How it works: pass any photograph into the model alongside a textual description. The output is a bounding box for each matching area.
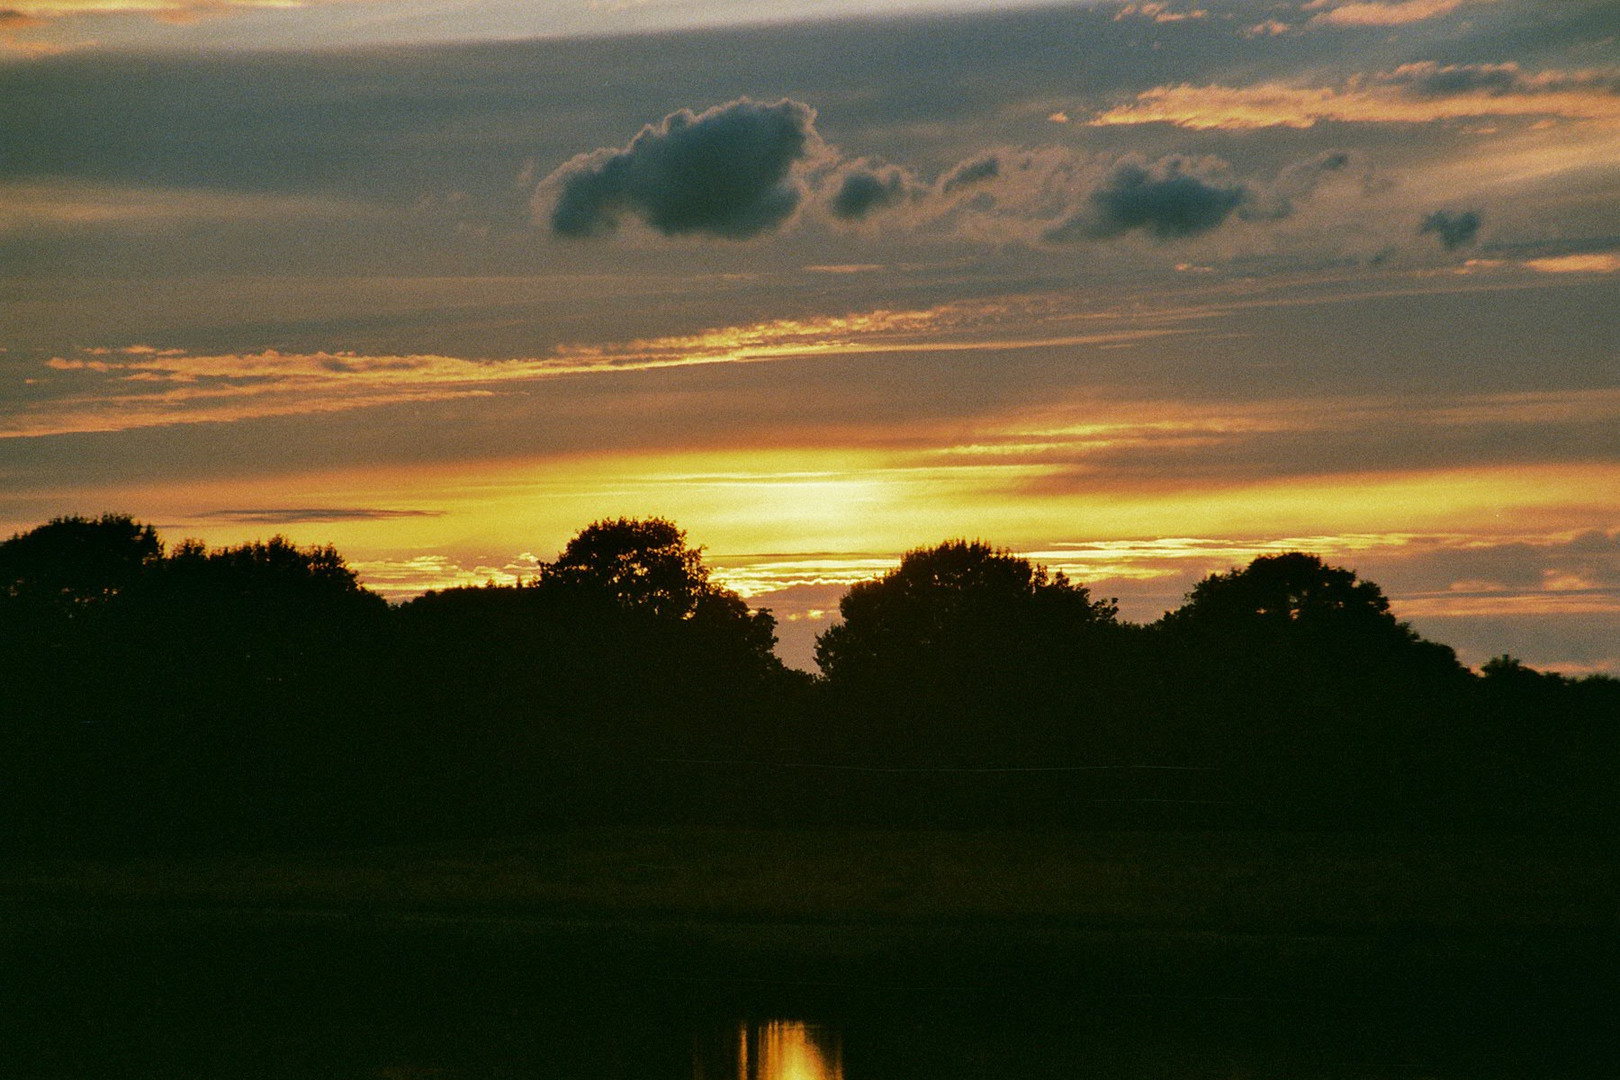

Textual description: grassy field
[1,828,1613,931]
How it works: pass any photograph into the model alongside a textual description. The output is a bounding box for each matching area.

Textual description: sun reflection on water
[697,1020,843,1080]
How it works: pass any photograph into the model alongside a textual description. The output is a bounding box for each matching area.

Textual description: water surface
[2,912,1610,1079]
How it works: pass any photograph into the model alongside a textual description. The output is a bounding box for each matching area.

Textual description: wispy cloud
[8,303,1190,437]
[0,182,380,232]
[930,387,1620,470]
[1225,0,1502,36]
[195,507,445,525]
[709,553,905,599]
[1453,253,1620,275]
[1090,64,1620,129]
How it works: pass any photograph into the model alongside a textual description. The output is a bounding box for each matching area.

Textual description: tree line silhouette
[2,513,1614,850]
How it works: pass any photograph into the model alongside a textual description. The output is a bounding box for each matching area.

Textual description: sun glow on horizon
[16,445,1611,663]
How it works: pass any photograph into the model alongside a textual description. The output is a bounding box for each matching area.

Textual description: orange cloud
[1245,19,1291,37]
[0,0,337,51]
[1113,2,1207,22]
[1523,253,1620,274]
[10,0,305,14]
[1304,0,1491,27]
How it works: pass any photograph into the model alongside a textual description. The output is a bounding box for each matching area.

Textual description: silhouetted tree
[537,517,780,684]
[127,534,387,699]
[815,541,1121,769]
[0,516,166,844]
[1480,653,1563,693]
[0,513,161,621]
[542,517,714,617]
[2,524,397,850]
[393,518,791,829]
[1155,553,1471,825]
[1,515,167,779]
[1161,552,1467,685]
[1471,655,1620,830]
[3,510,1609,846]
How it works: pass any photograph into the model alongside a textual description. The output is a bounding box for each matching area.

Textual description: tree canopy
[815,540,1117,682]
[813,541,1124,765]
[1157,551,1464,678]
[541,517,715,618]
[1163,552,1401,638]
[0,513,161,618]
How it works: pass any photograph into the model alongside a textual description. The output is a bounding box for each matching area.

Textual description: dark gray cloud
[940,155,1000,193]
[1375,61,1620,98]
[830,163,912,220]
[197,508,445,525]
[1419,209,1482,250]
[1048,156,1249,242]
[1386,62,1524,96]
[543,98,820,240]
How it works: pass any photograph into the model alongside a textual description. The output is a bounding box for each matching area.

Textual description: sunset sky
[3,0,1616,670]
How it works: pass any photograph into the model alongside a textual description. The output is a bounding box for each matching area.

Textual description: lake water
[2,913,1611,1079]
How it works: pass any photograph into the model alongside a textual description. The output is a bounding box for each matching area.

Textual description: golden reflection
[695,1021,842,1080]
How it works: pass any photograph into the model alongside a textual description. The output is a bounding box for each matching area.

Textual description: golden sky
[2,0,1616,670]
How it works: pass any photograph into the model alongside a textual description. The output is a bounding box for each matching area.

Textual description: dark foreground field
[2,829,1615,1079]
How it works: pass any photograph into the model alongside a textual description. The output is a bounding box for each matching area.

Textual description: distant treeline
[1,513,1614,850]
